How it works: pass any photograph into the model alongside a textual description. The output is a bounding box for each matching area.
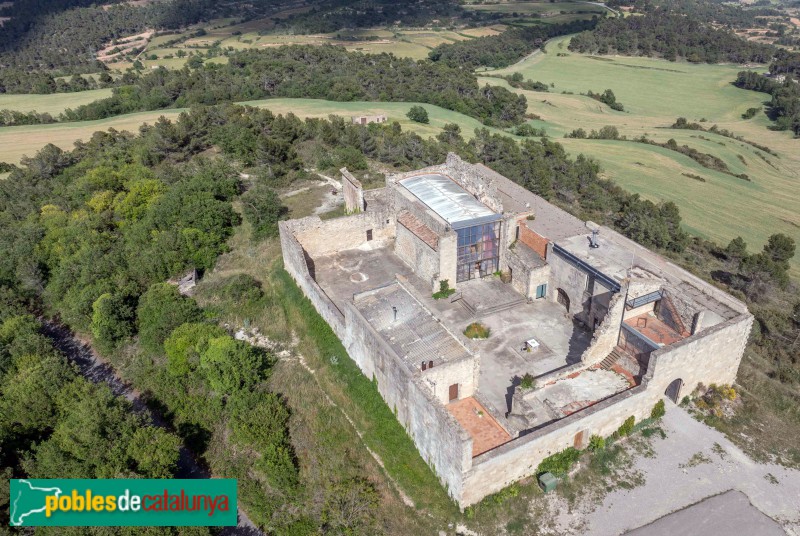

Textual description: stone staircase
[598,347,627,371]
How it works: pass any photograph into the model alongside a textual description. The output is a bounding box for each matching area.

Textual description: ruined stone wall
[343,300,473,500]
[341,168,365,213]
[519,223,548,259]
[648,313,753,396]
[390,184,450,235]
[506,249,533,297]
[395,223,439,289]
[279,221,346,338]
[462,385,654,506]
[462,308,753,506]
[291,210,393,258]
[442,153,504,213]
[579,290,626,365]
[547,249,589,322]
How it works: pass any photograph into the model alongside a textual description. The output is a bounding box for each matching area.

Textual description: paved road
[549,403,800,535]
[42,321,264,535]
[625,490,786,536]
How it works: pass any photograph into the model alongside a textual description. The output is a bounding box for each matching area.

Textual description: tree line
[734,71,800,136]
[568,11,776,63]
[428,18,598,69]
[48,45,528,127]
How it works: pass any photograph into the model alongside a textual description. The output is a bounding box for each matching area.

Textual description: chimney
[590,229,600,249]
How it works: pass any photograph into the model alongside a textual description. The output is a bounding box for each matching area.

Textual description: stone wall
[291,210,393,258]
[390,184,450,236]
[579,290,626,365]
[341,167,365,213]
[463,384,653,505]
[395,223,440,290]
[439,232,458,290]
[421,353,480,405]
[279,221,346,338]
[547,248,589,320]
[343,299,473,500]
[647,312,753,396]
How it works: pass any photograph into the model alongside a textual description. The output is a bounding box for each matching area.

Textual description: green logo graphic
[9,479,237,527]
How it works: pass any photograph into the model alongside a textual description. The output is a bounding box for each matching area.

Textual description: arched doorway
[665,378,683,403]
[556,288,570,312]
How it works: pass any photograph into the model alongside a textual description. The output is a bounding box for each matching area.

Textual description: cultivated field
[464,1,608,15]
[486,35,800,272]
[0,98,508,165]
[0,89,114,115]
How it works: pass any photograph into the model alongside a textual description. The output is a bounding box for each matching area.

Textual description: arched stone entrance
[665,378,683,403]
[556,288,570,312]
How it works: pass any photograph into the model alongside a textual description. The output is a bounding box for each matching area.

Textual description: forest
[428,19,597,69]
[568,11,776,63]
[734,70,800,135]
[50,45,528,127]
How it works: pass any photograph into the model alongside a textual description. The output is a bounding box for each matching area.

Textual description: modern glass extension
[456,221,501,282]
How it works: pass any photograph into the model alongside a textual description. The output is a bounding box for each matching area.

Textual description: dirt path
[548,403,800,535]
[41,321,264,535]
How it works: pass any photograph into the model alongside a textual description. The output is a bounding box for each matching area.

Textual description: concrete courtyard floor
[546,404,800,536]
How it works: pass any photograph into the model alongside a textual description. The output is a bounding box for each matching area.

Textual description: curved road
[41,321,264,536]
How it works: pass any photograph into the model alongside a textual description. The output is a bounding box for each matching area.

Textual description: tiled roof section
[398,210,439,250]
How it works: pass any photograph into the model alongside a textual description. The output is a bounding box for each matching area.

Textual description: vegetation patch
[464,322,491,339]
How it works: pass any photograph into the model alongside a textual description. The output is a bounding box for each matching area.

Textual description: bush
[406,105,429,124]
[588,435,605,452]
[537,447,581,477]
[519,372,536,390]
[651,399,666,420]
[464,322,490,339]
[616,416,635,437]
[432,279,455,299]
[136,283,202,354]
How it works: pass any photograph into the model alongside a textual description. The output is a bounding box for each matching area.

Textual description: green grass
[487,34,800,274]
[0,98,509,166]
[0,88,113,114]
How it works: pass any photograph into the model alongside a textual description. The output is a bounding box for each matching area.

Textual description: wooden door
[448,383,459,401]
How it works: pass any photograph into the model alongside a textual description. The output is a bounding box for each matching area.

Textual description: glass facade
[456,221,501,283]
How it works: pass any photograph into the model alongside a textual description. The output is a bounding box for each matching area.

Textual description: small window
[366,229,373,241]
[515,225,520,241]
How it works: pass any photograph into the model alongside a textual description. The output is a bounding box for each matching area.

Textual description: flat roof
[354,282,472,369]
[399,173,499,228]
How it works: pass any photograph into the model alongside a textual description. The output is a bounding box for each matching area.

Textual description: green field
[0,89,113,114]
[485,35,800,273]
[0,98,508,165]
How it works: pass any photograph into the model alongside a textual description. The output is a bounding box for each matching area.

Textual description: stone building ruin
[279,153,753,507]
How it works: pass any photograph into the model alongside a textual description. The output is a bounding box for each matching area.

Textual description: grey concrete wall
[343,300,473,500]
[279,221,346,338]
[395,223,439,288]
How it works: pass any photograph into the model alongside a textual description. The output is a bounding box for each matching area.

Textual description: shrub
[588,435,605,452]
[616,416,635,437]
[464,322,490,339]
[519,373,536,390]
[651,399,666,420]
[537,447,581,477]
[432,279,455,299]
[406,105,429,124]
